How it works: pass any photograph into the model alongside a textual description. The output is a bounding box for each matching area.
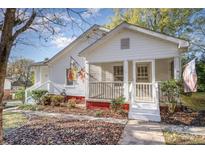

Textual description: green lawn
[163,131,205,145]
[181,92,205,111]
[3,112,28,134]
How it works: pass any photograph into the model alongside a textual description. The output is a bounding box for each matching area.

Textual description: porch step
[129,102,161,122]
[129,112,161,122]
[131,102,158,110]
[130,108,159,115]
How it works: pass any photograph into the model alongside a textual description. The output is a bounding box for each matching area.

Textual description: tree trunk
[0,8,16,144]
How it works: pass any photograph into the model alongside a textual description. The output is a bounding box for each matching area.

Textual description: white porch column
[85,61,89,99]
[174,56,180,80]
[151,59,156,83]
[132,60,136,102]
[151,60,156,101]
[123,60,129,101]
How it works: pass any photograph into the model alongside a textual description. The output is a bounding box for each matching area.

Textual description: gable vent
[121,38,130,49]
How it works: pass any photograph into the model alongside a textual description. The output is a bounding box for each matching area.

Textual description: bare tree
[0,8,90,144]
[7,57,34,90]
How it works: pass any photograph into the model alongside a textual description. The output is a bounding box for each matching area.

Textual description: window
[121,38,130,49]
[137,65,149,82]
[113,66,123,81]
[66,69,74,86]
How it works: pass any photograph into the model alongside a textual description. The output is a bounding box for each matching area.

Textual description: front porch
[86,57,180,103]
[85,57,180,122]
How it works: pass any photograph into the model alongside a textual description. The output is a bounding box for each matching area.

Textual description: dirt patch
[26,105,128,119]
[160,106,205,126]
[4,116,124,145]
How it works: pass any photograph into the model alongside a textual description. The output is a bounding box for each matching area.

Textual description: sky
[10,8,114,62]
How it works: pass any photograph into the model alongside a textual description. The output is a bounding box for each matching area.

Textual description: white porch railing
[88,81,159,103]
[25,80,63,103]
[135,83,155,102]
[89,81,124,100]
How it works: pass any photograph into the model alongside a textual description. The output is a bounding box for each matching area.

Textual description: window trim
[113,65,124,82]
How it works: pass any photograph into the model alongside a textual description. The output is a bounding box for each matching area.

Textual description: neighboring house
[3,78,12,100]
[26,22,189,121]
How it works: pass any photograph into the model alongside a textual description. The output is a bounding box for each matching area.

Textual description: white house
[26,22,189,122]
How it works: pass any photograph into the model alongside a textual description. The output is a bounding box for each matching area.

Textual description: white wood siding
[40,66,49,83]
[47,30,104,96]
[86,29,179,63]
[155,58,173,81]
[34,66,40,84]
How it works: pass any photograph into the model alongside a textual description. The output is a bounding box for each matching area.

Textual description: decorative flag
[67,56,89,82]
[183,59,197,93]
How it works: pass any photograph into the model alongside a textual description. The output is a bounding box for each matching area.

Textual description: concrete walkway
[119,120,165,145]
[7,109,128,125]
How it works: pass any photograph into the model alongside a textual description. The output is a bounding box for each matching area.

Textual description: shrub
[40,94,52,105]
[161,80,180,113]
[67,98,77,108]
[51,95,64,107]
[31,90,48,103]
[111,96,126,112]
[15,88,25,101]
[95,110,104,117]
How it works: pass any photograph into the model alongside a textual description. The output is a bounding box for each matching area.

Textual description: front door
[135,62,154,102]
[136,62,151,83]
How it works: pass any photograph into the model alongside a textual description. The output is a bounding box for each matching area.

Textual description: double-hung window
[113,66,123,81]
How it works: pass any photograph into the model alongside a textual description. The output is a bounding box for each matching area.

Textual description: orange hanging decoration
[70,66,78,81]
[79,68,86,81]
[67,68,73,81]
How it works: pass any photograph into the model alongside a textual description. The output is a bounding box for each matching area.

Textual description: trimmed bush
[67,98,77,108]
[41,94,52,105]
[111,96,126,112]
[31,90,48,103]
[160,80,180,113]
[51,95,64,106]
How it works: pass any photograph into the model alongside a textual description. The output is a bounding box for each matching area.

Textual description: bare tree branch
[12,9,36,41]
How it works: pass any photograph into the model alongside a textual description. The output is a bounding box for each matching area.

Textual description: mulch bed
[4,116,124,145]
[36,105,128,119]
[160,106,205,126]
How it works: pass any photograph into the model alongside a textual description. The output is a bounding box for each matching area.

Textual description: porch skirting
[86,99,129,111]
